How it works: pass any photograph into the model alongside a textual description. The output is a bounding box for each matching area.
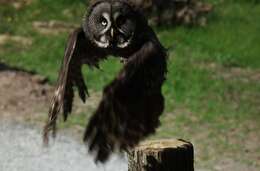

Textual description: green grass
[1,0,259,120]
[0,0,260,169]
[1,0,259,115]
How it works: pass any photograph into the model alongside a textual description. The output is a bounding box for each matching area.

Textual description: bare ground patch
[0,63,101,122]
[196,61,260,83]
[32,20,77,35]
[0,0,33,9]
[0,34,32,46]
[0,63,53,121]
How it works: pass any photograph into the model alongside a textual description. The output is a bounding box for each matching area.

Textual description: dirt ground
[0,63,53,121]
[0,62,101,137]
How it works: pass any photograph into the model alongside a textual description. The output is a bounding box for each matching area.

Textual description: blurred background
[0,0,259,170]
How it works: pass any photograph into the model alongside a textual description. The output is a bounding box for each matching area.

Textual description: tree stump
[128,139,194,171]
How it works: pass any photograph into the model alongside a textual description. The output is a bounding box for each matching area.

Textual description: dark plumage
[43,0,167,163]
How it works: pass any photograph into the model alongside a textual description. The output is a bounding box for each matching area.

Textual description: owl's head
[84,0,142,49]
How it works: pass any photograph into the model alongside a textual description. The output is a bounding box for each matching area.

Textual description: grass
[0,0,259,169]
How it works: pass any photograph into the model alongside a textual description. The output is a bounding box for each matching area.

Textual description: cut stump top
[128,139,194,171]
[136,139,191,151]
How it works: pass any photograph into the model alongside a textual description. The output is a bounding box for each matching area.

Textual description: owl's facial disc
[93,12,111,48]
[87,1,136,49]
[113,11,136,49]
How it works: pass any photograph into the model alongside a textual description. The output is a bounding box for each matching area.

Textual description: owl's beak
[110,28,114,38]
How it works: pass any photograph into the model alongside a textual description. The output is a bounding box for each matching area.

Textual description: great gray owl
[43,0,167,163]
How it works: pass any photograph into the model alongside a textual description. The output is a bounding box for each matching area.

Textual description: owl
[43,0,167,163]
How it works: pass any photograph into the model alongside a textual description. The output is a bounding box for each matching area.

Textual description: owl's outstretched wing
[43,28,101,144]
[84,33,167,162]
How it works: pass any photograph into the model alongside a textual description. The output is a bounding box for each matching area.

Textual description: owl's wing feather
[43,28,97,144]
[84,33,167,163]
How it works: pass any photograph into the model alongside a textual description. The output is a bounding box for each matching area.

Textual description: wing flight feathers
[43,28,90,144]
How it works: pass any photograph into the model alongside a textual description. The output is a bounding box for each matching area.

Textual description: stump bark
[128,139,194,171]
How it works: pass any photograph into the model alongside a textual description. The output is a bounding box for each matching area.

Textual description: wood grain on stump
[128,139,194,171]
